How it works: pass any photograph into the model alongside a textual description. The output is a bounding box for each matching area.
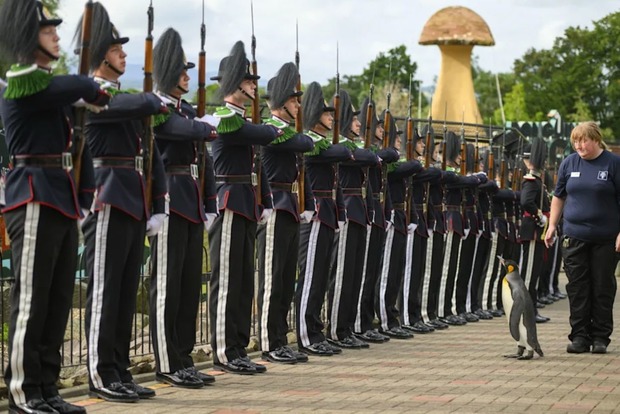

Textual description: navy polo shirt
[555,150,620,243]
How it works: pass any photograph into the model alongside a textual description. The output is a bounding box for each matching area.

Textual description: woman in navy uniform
[149,28,217,388]
[208,41,280,375]
[257,62,313,364]
[353,99,398,343]
[295,82,352,356]
[0,1,109,412]
[76,3,168,403]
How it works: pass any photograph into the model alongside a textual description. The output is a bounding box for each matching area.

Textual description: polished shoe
[9,398,59,414]
[156,370,204,389]
[535,301,546,309]
[554,291,567,299]
[402,321,432,334]
[240,356,267,373]
[535,314,550,323]
[327,336,361,349]
[262,346,298,364]
[461,312,479,322]
[299,341,334,356]
[282,346,309,362]
[347,334,370,348]
[474,309,493,320]
[428,319,449,330]
[591,339,608,354]
[490,309,504,317]
[354,330,386,343]
[441,315,465,326]
[122,381,156,399]
[213,357,257,375]
[324,340,343,354]
[539,296,554,305]
[545,294,558,302]
[567,337,591,354]
[184,366,216,384]
[420,321,435,332]
[381,326,413,339]
[44,395,85,414]
[89,382,139,403]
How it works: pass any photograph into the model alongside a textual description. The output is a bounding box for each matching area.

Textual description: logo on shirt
[597,171,608,181]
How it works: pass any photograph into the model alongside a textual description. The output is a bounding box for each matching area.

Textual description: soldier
[375,117,422,339]
[149,28,218,388]
[296,82,352,356]
[257,62,313,364]
[519,138,551,323]
[76,2,168,402]
[354,98,398,343]
[208,41,280,374]
[0,1,109,412]
[327,90,379,349]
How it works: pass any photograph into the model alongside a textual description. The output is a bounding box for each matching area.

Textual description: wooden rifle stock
[405,117,414,226]
[500,159,506,188]
[460,141,467,175]
[296,71,304,212]
[73,0,94,189]
[143,2,155,211]
[332,95,340,145]
[488,151,495,184]
[364,101,373,149]
[197,16,207,200]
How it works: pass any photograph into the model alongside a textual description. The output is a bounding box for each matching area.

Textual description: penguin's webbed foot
[503,346,525,358]
[517,350,534,360]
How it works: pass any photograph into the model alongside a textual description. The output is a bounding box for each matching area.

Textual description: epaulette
[305,137,330,156]
[4,64,52,99]
[264,118,296,144]
[387,159,405,174]
[153,109,173,127]
[446,166,459,174]
[339,137,357,152]
[524,173,536,181]
[214,106,244,134]
[213,106,236,119]
[263,117,287,129]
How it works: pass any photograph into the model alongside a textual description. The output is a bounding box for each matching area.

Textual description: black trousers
[149,213,203,374]
[401,232,427,325]
[327,221,367,340]
[455,232,477,315]
[296,220,335,347]
[439,231,461,317]
[354,224,384,333]
[519,240,545,308]
[257,211,299,351]
[376,228,407,330]
[562,236,618,345]
[549,235,563,294]
[208,210,256,363]
[4,204,77,404]
[424,231,445,321]
[470,235,490,312]
[84,205,145,388]
[480,232,503,311]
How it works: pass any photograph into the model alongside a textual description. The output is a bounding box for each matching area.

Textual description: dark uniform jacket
[444,169,484,237]
[0,73,102,218]
[478,179,498,239]
[387,159,423,234]
[410,166,442,237]
[337,138,379,226]
[154,93,217,223]
[519,172,550,241]
[261,116,314,221]
[212,102,279,221]
[427,170,455,234]
[86,79,168,220]
[304,130,352,229]
[491,188,513,239]
[366,146,399,229]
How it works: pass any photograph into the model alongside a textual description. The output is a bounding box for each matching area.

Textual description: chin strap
[238,86,254,100]
[104,59,124,76]
[37,45,59,61]
[320,121,332,131]
[176,84,189,94]
[283,106,295,123]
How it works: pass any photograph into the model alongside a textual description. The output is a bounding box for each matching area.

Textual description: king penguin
[499,257,544,360]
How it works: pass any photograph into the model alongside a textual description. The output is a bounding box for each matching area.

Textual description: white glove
[158,94,173,105]
[538,213,548,228]
[300,210,315,223]
[336,220,345,233]
[146,213,167,236]
[385,220,393,231]
[407,223,417,235]
[204,213,218,232]
[78,208,90,228]
[72,98,108,113]
[259,208,273,224]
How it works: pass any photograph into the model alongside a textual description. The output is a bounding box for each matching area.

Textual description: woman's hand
[615,232,620,252]
[544,224,557,248]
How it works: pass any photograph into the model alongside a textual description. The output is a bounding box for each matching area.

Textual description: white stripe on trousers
[354,225,373,333]
[154,215,171,372]
[88,204,111,389]
[298,220,321,347]
[401,232,415,326]
[523,240,536,289]
[9,203,40,405]
[450,232,466,316]
[465,232,481,312]
[378,227,395,330]
[215,210,234,363]
[259,212,277,350]
[420,231,434,323]
[481,232,499,311]
[330,221,349,340]
[438,232,453,318]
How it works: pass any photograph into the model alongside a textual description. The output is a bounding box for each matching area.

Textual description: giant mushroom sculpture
[419,6,494,128]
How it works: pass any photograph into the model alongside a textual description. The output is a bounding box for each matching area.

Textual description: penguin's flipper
[503,346,525,358]
[509,300,525,341]
[517,350,534,360]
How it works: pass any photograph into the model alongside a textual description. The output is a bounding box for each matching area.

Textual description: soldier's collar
[36,65,53,74]
[270,115,290,128]
[156,91,181,109]
[93,76,121,90]
[529,170,542,178]
[222,101,245,117]
[307,130,326,141]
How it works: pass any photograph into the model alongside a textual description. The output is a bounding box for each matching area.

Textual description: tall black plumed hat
[264,62,301,109]
[211,41,259,98]
[153,28,194,94]
[74,2,128,72]
[302,81,334,129]
[0,0,61,64]
[444,131,461,163]
[465,143,475,173]
[529,137,547,171]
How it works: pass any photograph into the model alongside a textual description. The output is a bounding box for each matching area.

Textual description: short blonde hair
[570,121,608,150]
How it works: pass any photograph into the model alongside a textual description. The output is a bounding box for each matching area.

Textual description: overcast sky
[57,0,619,89]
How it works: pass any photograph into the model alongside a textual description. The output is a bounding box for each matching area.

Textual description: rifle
[72,0,94,189]
[332,44,340,146]
[460,108,466,175]
[363,71,375,149]
[250,1,262,205]
[442,102,447,171]
[143,0,155,210]
[198,0,207,196]
[424,98,432,168]
[405,73,414,226]
[381,61,393,210]
[500,123,507,188]
[488,147,495,183]
[474,129,479,173]
[295,21,305,213]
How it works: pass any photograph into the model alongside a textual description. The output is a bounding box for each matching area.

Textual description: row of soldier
[0,1,565,413]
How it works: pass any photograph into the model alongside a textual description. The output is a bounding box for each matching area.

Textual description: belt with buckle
[393,202,405,210]
[12,153,73,170]
[445,205,461,212]
[93,156,143,173]
[342,187,363,196]
[215,174,255,185]
[270,182,299,193]
[313,189,334,198]
[166,164,199,179]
